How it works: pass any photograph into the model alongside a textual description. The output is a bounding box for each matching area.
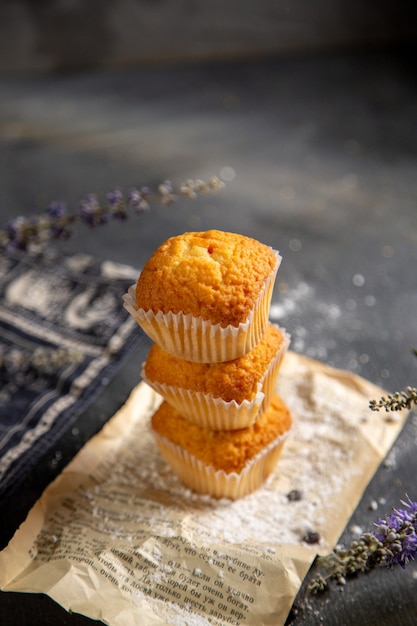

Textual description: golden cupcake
[142,323,290,430]
[123,230,280,362]
[150,394,292,499]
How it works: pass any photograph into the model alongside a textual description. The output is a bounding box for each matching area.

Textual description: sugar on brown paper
[0,351,410,626]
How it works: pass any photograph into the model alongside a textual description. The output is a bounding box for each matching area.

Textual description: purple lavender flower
[106,189,123,206]
[127,187,151,213]
[0,175,225,253]
[47,201,67,219]
[158,180,176,206]
[374,495,417,568]
[79,193,103,226]
[397,495,417,521]
[6,216,29,250]
[46,201,71,239]
[309,495,417,593]
[107,188,127,220]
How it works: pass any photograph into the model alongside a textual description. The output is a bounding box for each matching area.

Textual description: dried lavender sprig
[369,348,417,413]
[369,387,417,412]
[0,176,225,254]
[308,495,417,593]
[0,344,84,378]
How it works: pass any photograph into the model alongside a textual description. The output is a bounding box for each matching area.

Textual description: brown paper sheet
[0,352,409,625]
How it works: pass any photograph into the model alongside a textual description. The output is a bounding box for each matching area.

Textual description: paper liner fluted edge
[142,326,291,430]
[151,430,289,500]
[122,250,281,362]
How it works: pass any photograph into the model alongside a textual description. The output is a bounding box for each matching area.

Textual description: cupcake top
[136,230,279,327]
[151,394,292,474]
[144,322,286,404]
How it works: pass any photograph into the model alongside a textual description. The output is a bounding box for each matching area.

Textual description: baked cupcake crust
[151,394,292,474]
[136,230,278,327]
[144,322,286,404]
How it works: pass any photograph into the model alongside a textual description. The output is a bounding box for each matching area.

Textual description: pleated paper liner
[151,430,289,500]
[142,326,291,430]
[122,250,281,363]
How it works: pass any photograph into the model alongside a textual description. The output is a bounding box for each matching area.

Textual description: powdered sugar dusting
[83,351,392,556]
[270,283,382,383]
[4,353,408,626]
[270,283,342,361]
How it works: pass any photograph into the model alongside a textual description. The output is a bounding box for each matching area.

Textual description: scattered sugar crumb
[383,448,397,469]
[152,546,163,561]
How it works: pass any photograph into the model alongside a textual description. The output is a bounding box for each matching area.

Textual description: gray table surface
[1,46,417,625]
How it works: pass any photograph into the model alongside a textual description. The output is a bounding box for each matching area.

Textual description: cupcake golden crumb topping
[151,394,292,474]
[144,322,285,404]
[136,230,279,327]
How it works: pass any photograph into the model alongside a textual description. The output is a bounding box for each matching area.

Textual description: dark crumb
[303,530,321,545]
[287,489,303,502]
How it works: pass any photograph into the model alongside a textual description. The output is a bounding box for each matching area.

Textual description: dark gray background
[1,3,417,624]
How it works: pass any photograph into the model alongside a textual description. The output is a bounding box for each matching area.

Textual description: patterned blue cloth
[0,249,142,500]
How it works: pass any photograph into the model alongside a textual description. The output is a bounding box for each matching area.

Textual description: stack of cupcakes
[123,230,292,499]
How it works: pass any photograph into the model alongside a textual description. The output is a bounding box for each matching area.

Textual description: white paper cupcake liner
[152,430,288,500]
[122,250,281,362]
[141,326,290,430]
[143,373,263,430]
[258,326,291,417]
